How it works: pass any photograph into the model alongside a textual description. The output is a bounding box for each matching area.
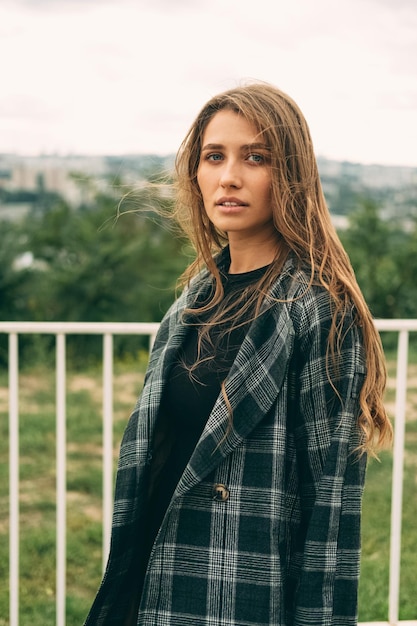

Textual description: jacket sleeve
[290,290,367,626]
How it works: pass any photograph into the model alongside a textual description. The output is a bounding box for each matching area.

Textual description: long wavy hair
[173,81,392,454]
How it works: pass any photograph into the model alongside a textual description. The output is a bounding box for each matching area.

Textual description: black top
[142,265,269,570]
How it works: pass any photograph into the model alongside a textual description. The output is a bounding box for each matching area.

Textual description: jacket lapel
[174,257,297,495]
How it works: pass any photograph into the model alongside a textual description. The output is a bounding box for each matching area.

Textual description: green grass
[0,355,416,625]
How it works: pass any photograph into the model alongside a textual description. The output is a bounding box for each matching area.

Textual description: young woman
[85,82,392,625]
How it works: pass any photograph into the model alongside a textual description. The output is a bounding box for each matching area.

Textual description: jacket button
[213,483,229,501]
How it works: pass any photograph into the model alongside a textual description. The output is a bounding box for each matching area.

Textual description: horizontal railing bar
[1,319,417,335]
[0,321,160,335]
[374,319,417,331]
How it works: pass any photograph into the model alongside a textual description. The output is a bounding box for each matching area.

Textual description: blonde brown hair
[173,81,392,454]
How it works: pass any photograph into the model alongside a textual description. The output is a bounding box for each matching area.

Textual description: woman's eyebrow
[201,142,271,152]
[243,142,271,151]
[201,143,224,152]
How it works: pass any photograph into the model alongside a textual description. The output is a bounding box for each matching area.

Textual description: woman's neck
[227,233,281,274]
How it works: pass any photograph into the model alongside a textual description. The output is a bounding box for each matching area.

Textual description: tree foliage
[340,199,416,319]
[0,187,191,364]
[1,190,416,365]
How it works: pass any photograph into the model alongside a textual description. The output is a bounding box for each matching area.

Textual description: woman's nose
[219,160,242,188]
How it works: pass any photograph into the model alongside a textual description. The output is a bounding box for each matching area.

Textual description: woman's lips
[216,197,248,207]
[216,197,249,213]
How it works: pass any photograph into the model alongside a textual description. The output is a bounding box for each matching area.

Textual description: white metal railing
[2,322,159,626]
[1,319,417,626]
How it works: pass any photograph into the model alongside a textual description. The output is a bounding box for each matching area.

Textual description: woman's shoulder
[269,256,356,333]
[269,255,330,305]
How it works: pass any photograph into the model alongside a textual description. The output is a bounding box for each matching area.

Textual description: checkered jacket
[85,250,367,625]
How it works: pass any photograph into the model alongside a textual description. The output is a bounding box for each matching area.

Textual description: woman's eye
[247,154,264,163]
[206,153,223,161]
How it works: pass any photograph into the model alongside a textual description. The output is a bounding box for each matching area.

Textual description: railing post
[102,333,114,571]
[388,329,408,625]
[56,333,66,626]
[9,333,19,626]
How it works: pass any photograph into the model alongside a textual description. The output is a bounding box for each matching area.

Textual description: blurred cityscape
[0,153,416,227]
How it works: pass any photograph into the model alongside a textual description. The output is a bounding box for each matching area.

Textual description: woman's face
[197,109,275,247]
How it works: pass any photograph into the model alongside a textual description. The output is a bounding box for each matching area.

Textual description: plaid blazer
[85,250,367,626]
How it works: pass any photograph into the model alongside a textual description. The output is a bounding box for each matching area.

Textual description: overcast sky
[1,0,416,166]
